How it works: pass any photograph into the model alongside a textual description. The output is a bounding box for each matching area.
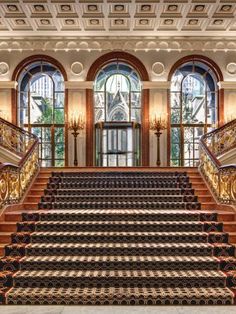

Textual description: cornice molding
[1,38,236,52]
[218,81,236,90]
[0,81,17,89]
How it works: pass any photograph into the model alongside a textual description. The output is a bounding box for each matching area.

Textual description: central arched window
[170,60,218,166]
[94,62,142,166]
[94,62,141,123]
[17,60,65,167]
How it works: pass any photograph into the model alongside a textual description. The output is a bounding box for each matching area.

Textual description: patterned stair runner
[0,171,236,305]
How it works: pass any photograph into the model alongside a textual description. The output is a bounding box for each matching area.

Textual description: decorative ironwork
[199,119,236,204]
[150,115,167,167]
[68,114,85,166]
[0,117,39,209]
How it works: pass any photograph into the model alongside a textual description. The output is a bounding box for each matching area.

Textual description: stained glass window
[170,61,218,166]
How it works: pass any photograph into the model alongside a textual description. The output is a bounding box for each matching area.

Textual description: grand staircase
[0,169,236,305]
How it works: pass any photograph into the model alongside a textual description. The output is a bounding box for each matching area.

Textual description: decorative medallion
[152,62,165,76]
[71,62,84,75]
[226,63,236,75]
[0,62,9,75]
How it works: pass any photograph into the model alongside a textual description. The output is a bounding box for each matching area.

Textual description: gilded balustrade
[199,119,236,204]
[0,118,39,209]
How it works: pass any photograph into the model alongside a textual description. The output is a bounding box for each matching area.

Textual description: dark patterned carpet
[0,171,236,305]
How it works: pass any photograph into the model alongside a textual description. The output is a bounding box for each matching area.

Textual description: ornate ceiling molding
[1,38,236,52]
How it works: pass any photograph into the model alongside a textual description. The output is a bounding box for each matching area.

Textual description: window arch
[16,59,66,167]
[94,62,142,123]
[86,51,149,166]
[169,57,222,166]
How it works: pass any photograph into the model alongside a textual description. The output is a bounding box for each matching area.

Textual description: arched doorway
[12,55,68,167]
[168,55,223,167]
[86,52,149,167]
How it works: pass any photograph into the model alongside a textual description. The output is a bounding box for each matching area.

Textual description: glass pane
[31,127,41,139]
[42,144,52,159]
[171,127,181,165]
[131,108,141,123]
[41,160,52,167]
[55,160,65,167]
[207,92,217,125]
[52,70,64,92]
[55,92,64,108]
[55,144,65,159]
[182,74,205,124]
[95,108,105,123]
[55,127,64,143]
[131,93,141,108]
[54,109,64,124]
[41,128,51,143]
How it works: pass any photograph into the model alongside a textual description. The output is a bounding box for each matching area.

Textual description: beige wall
[0,49,235,166]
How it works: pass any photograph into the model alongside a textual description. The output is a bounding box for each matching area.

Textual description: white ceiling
[0,0,236,38]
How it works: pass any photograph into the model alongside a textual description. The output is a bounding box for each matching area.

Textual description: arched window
[17,61,65,167]
[170,60,218,166]
[94,62,141,123]
[94,62,142,166]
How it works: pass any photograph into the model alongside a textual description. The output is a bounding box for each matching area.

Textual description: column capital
[0,81,18,89]
[217,81,236,90]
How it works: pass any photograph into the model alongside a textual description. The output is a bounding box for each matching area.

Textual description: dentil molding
[1,38,236,52]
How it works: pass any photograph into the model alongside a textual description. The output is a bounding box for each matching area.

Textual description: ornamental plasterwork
[0,38,236,52]
[0,1,236,37]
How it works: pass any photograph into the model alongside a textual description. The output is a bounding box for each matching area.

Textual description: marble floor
[0,306,235,314]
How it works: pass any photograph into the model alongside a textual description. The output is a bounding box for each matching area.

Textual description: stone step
[5,286,234,305]
[0,232,12,243]
[0,222,17,232]
[12,269,226,289]
[5,242,235,257]
[223,222,236,232]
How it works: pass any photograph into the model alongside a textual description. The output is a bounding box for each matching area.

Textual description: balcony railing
[199,119,236,205]
[0,118,39,209]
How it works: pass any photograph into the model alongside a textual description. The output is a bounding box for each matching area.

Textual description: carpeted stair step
[21,209,218,222]
[47,182,192,189]
[11,231,229,244]
[17,255,221,271]
[51,171,188,178]
[5,286,234,305]
[16,221,222,233]
[40,195,198,203]
[38,201,200,210]
[44,188,195,196]
[12,270,226,289]
[5,242,235,257]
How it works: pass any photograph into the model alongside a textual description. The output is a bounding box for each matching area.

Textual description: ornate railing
[199,119,236,204]
[0,118,39,209]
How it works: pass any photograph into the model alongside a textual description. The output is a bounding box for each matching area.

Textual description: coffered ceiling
[0,0,236,37]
